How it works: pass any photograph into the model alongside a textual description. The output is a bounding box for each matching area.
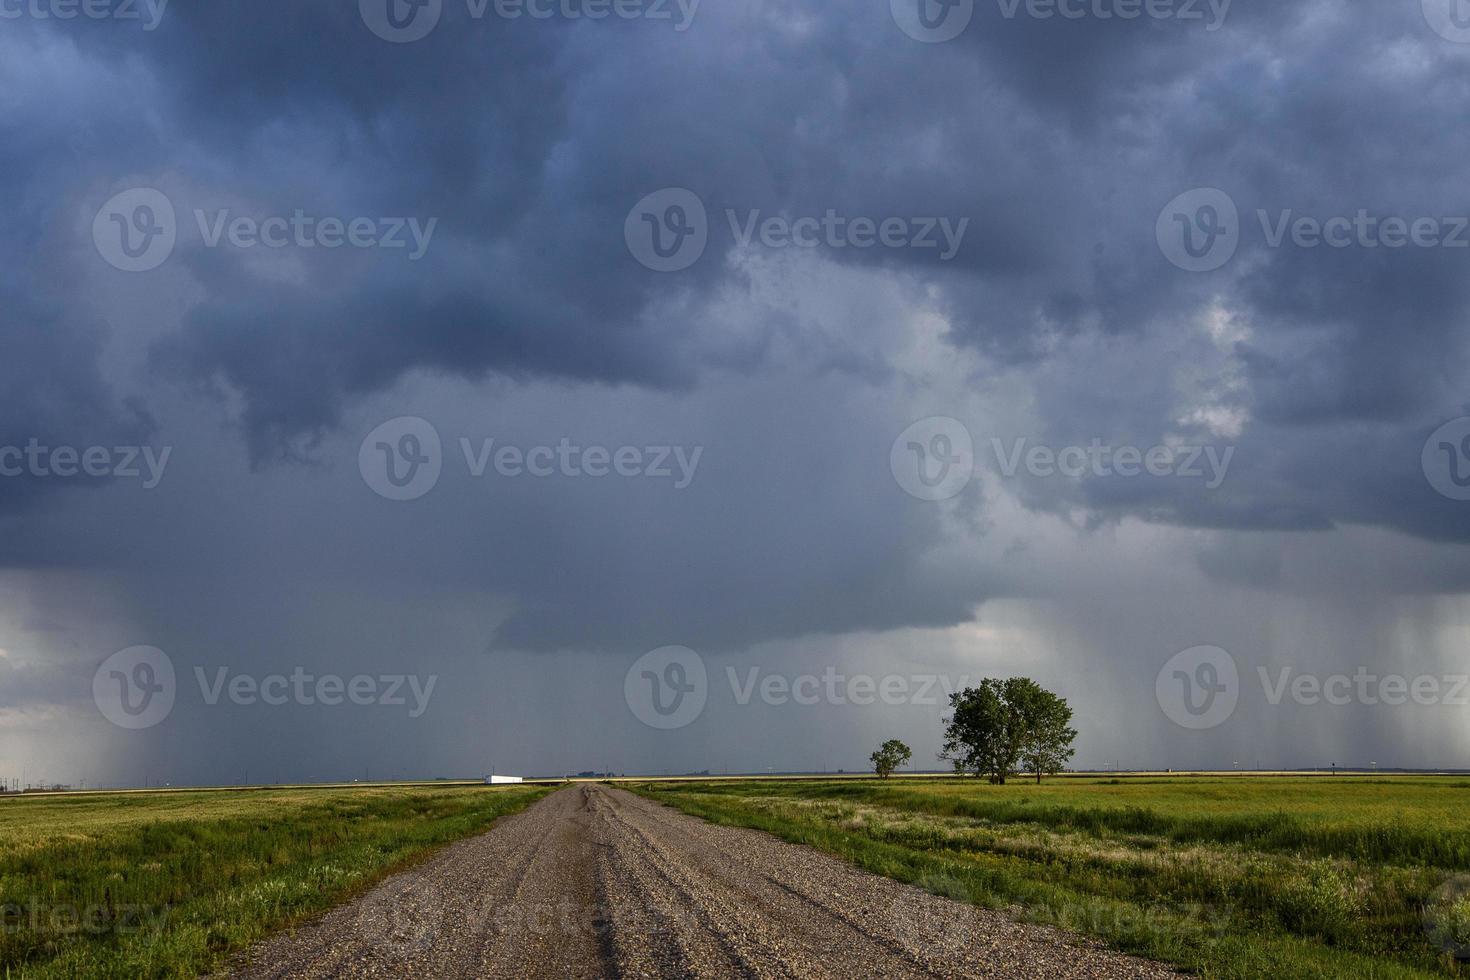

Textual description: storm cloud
[4,0,1470,785]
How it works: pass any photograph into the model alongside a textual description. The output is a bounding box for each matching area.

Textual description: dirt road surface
[230,783,1177,979]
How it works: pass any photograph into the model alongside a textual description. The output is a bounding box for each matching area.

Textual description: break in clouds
[4,0,1470,785]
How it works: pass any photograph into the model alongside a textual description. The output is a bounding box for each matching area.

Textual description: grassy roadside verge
[629,778,1470,979]
[1,784,553,979]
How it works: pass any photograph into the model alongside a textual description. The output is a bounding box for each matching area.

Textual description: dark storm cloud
[0,295,154,521]
[54,0,1456,539]
[12,0,1470,791]
[6,1,1470,635]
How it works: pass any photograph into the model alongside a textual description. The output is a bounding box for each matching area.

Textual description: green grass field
[9,776,1470,979]
[0,783,551,979]
[630,776,1470,979]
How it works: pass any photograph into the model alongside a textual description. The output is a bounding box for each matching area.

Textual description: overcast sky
[5,0,1470,787]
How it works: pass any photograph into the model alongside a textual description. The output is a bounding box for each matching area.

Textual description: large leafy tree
[870,739,912,779]
[1013,682,1078,784]
[941,678,1076,785]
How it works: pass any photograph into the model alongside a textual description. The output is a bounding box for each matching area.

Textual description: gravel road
[229,784,1177,979]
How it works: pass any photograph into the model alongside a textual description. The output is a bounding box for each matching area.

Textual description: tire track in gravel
[228,783,1180,979]
[596,793,936,979]
[229,785,611,979]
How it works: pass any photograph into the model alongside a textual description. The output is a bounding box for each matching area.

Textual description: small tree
[870,739,912,779]
[941,678,1076,785]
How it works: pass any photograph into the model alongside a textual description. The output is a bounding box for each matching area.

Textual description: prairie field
[8,776,1470,979]
[632,776,1470,979]
[0,783,551,979]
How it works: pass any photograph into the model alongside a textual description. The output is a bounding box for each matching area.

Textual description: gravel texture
[228,783,1179,979]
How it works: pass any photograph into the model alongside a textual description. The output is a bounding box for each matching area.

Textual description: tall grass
[676,778,1470,867]
[0,784,550,979]
[634,777,1470,979]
